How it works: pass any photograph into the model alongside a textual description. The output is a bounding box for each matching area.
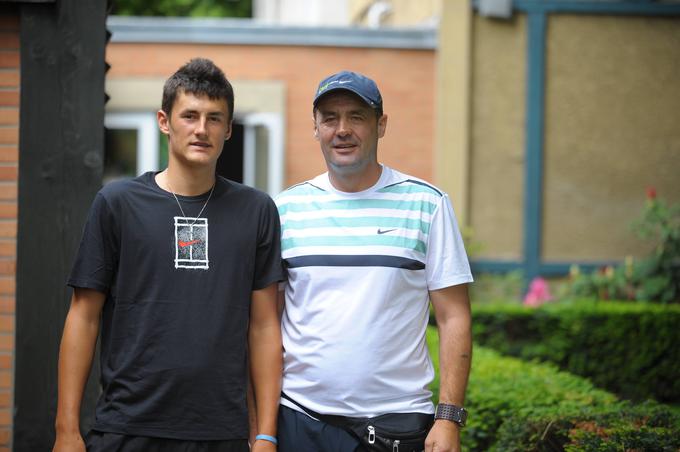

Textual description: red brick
[0,184,15,200]
[0,51,19,69]
[0,241,13,258]
[0,110,17,126]
[0,393,9,409]
[0,220,15,237]
[0,167,15,182]
[0,317,11,334]
[0,371,9,389]
[0,92,17,108]
[0,204,15,219]
[0,128,16,145]
[0,298,13,314]
[0,409,10,425]
[0,261,13,276]
[0,33,19,51]
[0,278,13,296]
[0,354,10,370]
[0,425,9,444]
[0,71,17,88]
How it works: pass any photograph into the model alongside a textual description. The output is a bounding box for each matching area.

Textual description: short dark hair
[161,58,234,120]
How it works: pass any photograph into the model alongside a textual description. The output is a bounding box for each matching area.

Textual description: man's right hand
[53,431,86,452]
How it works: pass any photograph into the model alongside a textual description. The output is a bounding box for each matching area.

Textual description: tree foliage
[111,0,252,18]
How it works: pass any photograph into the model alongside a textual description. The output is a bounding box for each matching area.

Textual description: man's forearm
[437,314,472,405]
[430,284,472,406]
[249,284,283,437]
[55,306,101,434]
[249,322,282,434]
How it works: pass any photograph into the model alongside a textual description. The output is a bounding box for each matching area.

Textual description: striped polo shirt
[276,165,472,417]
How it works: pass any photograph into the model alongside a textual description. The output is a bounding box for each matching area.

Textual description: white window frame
[104,112,160,175]
[240,113,285,196]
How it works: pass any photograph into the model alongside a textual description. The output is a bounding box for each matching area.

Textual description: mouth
[333,143,358,152]
[190,141,211,148]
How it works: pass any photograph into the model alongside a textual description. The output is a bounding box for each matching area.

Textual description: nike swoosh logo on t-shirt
[377,228,397,235]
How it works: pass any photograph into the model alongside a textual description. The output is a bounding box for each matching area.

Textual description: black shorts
[85,430,249,452]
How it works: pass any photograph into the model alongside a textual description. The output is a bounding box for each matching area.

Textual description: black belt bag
[282,393,434,452]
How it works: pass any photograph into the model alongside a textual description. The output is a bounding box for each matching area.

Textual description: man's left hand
[251,439,277,452]
[424,419,461,452]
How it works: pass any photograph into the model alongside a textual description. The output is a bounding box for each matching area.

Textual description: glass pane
[255,125,269,192]
[104,128,137,183]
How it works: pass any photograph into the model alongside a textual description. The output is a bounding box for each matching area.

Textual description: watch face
[458,409,468,425]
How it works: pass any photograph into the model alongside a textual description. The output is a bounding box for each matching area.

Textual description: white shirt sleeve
[425,193,474,290]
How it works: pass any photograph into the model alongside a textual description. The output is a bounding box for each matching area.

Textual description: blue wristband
[255,434,278,445]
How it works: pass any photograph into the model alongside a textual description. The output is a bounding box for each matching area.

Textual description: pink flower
[523,277,553,307]
[646,187,657,200]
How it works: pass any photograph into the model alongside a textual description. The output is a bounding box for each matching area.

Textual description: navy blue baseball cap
[313,70,383,111]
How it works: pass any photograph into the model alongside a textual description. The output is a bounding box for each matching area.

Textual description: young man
[54,58,283,452]
[275,71,473,452]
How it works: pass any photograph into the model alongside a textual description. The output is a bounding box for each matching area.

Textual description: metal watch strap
[435,403,467,427]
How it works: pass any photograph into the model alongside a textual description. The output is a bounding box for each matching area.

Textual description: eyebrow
[318,108,368,117]
[179,109,226,117]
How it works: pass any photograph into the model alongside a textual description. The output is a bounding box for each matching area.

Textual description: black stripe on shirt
[284,255,425,270]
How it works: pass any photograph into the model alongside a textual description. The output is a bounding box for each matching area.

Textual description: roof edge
[107,16,437,50]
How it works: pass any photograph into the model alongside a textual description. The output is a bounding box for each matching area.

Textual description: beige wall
[468,14,527,260]
[435,0,471,224]
[349,0,441,26]
[542,15,680,261]
[105,43,436,188]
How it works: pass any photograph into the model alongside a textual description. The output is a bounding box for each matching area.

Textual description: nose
[336,117,351,137]
[194,117,208,137]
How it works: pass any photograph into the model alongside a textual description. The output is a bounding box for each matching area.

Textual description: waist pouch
[282,393,434,452]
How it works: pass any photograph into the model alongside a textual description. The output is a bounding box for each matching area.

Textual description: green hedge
[468,301,680,403]
[426,328,680,451]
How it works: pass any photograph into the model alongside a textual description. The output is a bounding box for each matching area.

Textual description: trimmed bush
[469,301,680,403]
[426,328,680,451]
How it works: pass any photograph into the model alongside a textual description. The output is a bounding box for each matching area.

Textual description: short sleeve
[67,192,119,293]
[252,196,285,290]
[425,194,474,291]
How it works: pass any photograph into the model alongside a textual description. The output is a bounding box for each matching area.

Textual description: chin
[329,160,366,174]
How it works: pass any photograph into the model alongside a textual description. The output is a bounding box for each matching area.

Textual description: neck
[328,163,382,193]
[156,165,216,196]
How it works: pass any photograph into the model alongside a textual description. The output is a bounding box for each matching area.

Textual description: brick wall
[106,43,436,187]
[0,9,19,452]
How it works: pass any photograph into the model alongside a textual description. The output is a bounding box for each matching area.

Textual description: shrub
[565,189,680,303]
[426,328,680,451]
[470,301,680,403]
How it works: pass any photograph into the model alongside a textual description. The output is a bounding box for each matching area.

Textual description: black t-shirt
[68,172,284,440]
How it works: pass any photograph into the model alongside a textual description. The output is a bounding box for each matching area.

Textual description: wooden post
[14,0,107,449]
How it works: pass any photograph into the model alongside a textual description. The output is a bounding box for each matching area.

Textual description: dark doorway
[216,122,244,183]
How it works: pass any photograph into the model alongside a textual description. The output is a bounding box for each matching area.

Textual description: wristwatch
[435,403,467,427]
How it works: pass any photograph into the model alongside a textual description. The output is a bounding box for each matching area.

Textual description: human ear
[157,110,170,135]
[377,114,388,139]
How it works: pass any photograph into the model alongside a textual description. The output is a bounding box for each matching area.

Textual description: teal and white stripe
[277,176,443,258]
